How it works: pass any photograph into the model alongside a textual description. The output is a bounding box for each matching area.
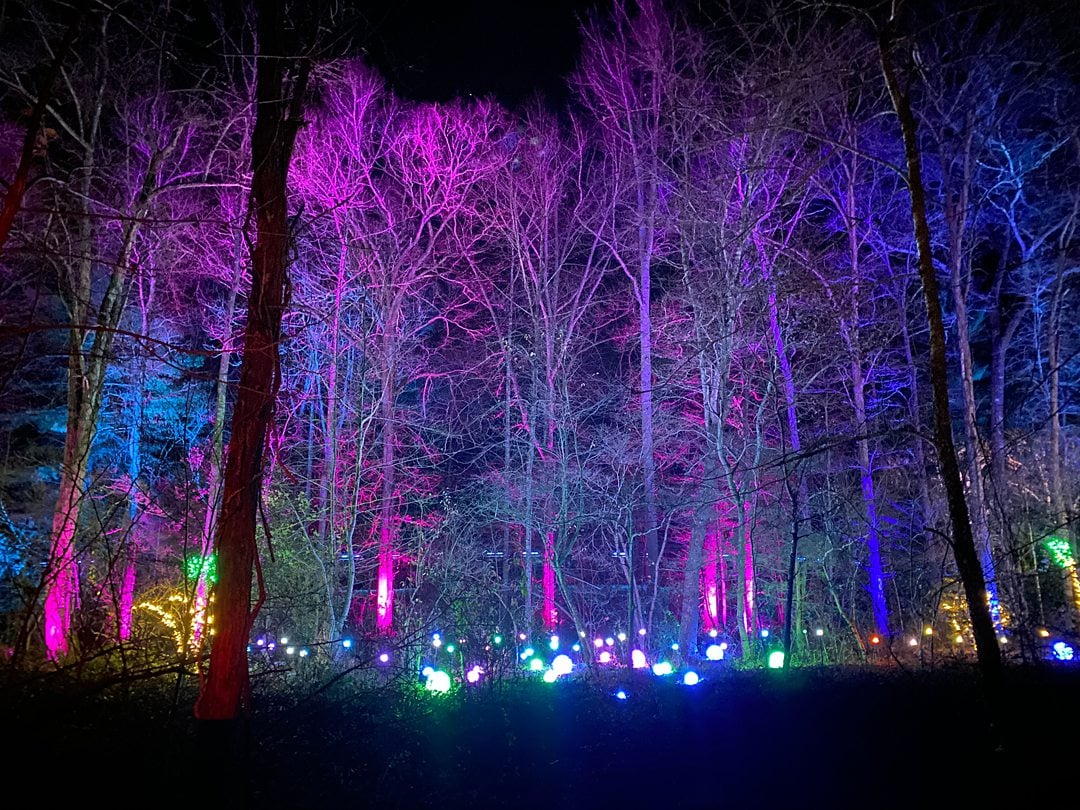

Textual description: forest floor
[4,664,1078,809]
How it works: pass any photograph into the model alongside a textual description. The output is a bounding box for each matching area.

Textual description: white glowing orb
[671,643,679,651]
[638,628,647,637]
[705,644,724,661]
[280,637,288,644]
[631,649,648,669]
[432,638,442,648]
[421,665,434,677]
[605,637,615,647]
[342,639,352,649]
[814,628,824,637]
[551,654,574,676]
[908,638,918,647]
[299,648,309,658]
[549,636,559,651]
[761,629,770,638]
[466,666,483,684]
[493,635,503,645]
[257,638,266,646]
[379,652,390,663]
[542,670,558,683]
[425,670,452,693]
[286,646,296,655]
[599,650,612,664]
[529,657,544,672]
[652,661,673,676]
[682,671,700,686]
[519,633,527,641]
[593,638,604,648]
[767,650,785,669]
[708,629,718,638]
[617,632,627,642]
[615,690,628,700]
[572,644,581,652]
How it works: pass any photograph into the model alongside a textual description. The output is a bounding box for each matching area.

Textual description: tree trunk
[879,25,1003,686]
[194,1,308,718]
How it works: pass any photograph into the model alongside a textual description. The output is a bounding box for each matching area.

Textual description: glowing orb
[432,638,442,648]
[529,657,544,672]
[709,629,718,638]
[519,633,527,641]
[549,636,559,651]
[599,651,612,664]
[421,666,434,677]
[638,628,647,637]
[955,635,964,644]
[425,670,452,693]
[605,637,615,647]
[379,652,390,663]
[617,632,627,642]
[682,671,700,686]
[466,666,483,684]
[1038,628,1050,638]
[671,643,679,651]
[651,661,673,676]
[551,654,573,676]
[493,635,503,645]
[1052,641,1075,661]
[767,650,785,669]
[542,670,558,683]
[446,644,456,654]
[520,647,535,660]
[572,644,581,652]
[705,644,724,661]
[593,638,604,648]
[631,649,647,669]
[342,639,352,649]
[908,638,917,647]
[280,637,288,644]
[299,649,309,658]
[924,627,934,636]
[257,638,266,647]
[286,646,296,655]
[814,628,824,637]
[760,629,769,638]
[870,634,881,645]
[615,690,628,700]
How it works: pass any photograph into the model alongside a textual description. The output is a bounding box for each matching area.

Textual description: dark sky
[354,0,606,106]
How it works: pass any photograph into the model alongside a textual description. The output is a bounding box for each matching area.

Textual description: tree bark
[194,0,308,719]
[879,23,1003,685]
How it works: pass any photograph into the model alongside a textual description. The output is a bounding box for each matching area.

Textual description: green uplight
[1045,536,1076,569]
[767,650,785,669]
[184,553,218,585]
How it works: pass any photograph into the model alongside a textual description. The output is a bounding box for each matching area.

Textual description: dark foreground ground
[5,664,1078,809]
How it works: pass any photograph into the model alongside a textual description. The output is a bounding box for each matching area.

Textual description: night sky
[353,0,606,105]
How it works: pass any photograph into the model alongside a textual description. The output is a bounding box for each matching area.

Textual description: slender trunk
[375,363,395,633]
[638,183,659,581]
[44,137,171,659]
[195,5,307,717]
[879,27,1002,684]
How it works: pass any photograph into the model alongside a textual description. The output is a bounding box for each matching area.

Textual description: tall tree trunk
[194,2,308,718]
[375,362,396,633]
[879,24,1003,686]
[43,137,173,659]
